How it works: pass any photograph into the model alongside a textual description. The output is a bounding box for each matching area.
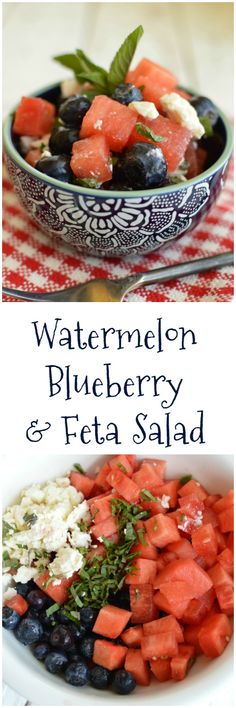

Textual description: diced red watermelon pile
[61,455,233,684]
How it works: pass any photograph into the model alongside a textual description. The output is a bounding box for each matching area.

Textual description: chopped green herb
[199,115,213,137]
[3,550,10,561]
[140,489,161,503]
[135,588,141,600]
[73,463,85,474]
[116,461,128,474]
[136,527,147,545]
[75,177,102,189]
[46,603,60,617]
[23,512,38,527]
[2,521,17,539]
[179,513,186,522]
[135,123,167,143]
[43,575,57,589]
[179,474,192,486]
[3,556,20,570]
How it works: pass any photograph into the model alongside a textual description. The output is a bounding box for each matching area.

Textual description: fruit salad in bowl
[2,455,233,704]
[3,26,233,256]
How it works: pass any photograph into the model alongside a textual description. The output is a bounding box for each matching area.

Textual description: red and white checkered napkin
[2,160,234,302]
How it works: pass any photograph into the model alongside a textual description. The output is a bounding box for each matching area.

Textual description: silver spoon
[2,251,233,302]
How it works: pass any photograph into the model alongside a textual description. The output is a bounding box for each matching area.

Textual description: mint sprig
[135,123,167,143]
[53,25,144,96]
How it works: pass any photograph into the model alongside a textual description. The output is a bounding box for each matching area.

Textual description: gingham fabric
[2,160,234,302]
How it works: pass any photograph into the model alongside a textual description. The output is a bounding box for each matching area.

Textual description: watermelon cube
[92,604,131,639]
[80,95,137,152]
[91,515,118,540]
[133,459,166,489]
[153,559,213,598]
[128,114,191,172]
[198,613,232,657]
[126,58,177,90]
[141,631,178,660]
[125,558,157,585]
[145,514,180,547]
[106,468,140,503]
[150,657,172,681]
[13,96,55,137]
[191,523,218,558]
[35,571,78,604]
[129,584,157,624]
[70,470,95,498]
[143,615,184,643]
[70,135,112,183]
[93,639,127,670]
[121,625,143,647]
[178,479,207,501]
[125,648,150,686]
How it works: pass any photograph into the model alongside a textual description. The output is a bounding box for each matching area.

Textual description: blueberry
[66,648,83,661]
[2,606,21,630]
[50,625,75,651]
[45,650,68,674]
[78,635,95,660]
[64,660,90,686]
[59,95,91,128]
[15,580,35,598]
[112,83,143,105]
[26,608,40,620]
[111,669,136,694]
[190,96,219,127]
[15,618,44,645]
[79,607,98,630]
[90,665,110,689]
[32,641,50,661]
[49,127,80,155]
[35,155,72,183]
[27,589,49,611]
[114,142,167,189]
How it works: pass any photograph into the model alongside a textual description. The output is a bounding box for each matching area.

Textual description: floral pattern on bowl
[5,157,229,257]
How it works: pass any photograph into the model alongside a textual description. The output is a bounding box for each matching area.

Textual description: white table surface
[2,2,234,705]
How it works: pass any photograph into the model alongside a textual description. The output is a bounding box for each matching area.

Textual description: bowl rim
[3,81,233,199]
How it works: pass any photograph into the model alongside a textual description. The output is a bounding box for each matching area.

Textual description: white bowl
[2,454,234,706]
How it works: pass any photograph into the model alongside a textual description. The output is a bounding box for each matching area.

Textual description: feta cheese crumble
[2,476,92,587]
[160,92,205,139]
[129,101,159,120]
[94,119,103,129]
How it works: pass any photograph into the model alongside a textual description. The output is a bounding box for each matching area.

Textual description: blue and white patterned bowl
[3,83,233,258]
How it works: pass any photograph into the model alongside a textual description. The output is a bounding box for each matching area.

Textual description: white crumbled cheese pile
[178,510,203,532]
[129,101,159,120]
[160,92,205,139]
[2,476,92,590]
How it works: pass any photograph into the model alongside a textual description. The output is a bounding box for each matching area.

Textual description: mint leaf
[73,463,85,474]
[136,123,167,143]
[199,115,213,137]
[46,602,60,617]
[23,512,38,527]
[75,177,102,189]
[108,25,144,89]
[140,489,161,502]
[75,49,108,90]
[179,474,192,486]
[53,53,82,73]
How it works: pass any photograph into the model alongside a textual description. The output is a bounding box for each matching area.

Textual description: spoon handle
[124,251,234,291]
